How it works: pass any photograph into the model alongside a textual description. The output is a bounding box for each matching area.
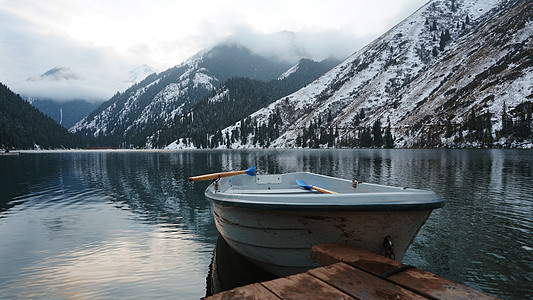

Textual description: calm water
[0,149,531,299]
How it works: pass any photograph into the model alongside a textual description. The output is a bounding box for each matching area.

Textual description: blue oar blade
[296,180,312,190]
[245,166,257,176]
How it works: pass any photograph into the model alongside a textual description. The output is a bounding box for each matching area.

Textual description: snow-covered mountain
[127,64,157,84]
[22,65,156,129]
[70,43,296,147]
[152,58,339,149]
[26,66,80,81]
[214,0,532,149]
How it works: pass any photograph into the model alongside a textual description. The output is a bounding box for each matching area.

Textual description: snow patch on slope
[278,63,300,80]
[214,0,532,149]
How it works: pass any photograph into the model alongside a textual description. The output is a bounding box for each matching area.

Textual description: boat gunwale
[207,196,445,211]
[205,171,445,211]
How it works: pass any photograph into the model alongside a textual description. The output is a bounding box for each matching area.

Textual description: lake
[0,149,531,299]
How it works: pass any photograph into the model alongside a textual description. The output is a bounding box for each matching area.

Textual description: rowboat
[191,168,444,277]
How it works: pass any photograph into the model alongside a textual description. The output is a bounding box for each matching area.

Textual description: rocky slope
[155,57,338,149]
[70,44,295,147]
[28,98,99,129]
[0,83,82,149]
[215,0,532,149]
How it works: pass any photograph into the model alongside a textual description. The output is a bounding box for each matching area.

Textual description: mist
[0,10,149,102]
[1,0,428,103]
[222,28,366,64]
[5,25,364,103]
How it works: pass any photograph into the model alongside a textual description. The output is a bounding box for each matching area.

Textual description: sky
[0,0,428,102]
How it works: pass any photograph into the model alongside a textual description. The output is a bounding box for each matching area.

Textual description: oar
[296,180,338,194]
[189,166,256,181]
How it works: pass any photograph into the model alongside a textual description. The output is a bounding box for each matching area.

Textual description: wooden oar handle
[189,170,246,181]
[312,186,338,194]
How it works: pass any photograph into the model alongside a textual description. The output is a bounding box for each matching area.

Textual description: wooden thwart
[206,243,498,299]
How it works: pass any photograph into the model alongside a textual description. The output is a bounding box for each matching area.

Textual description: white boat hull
[212,203,431,277]
[205,172,444,277]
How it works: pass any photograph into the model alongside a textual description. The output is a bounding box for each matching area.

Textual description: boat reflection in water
[206,236,275,297]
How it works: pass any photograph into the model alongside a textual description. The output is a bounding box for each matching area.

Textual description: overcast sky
[0,0,427,101]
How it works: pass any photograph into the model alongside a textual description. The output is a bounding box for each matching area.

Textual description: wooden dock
[205,243,498,299]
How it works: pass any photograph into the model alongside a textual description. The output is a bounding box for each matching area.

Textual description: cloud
[0,0,428,102]
[0,10,146,102]
[15,80,115,102]
[220,27,366,64]
[2,6,363,103]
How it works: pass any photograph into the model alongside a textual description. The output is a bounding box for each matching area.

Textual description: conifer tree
[327,127,334,148]
[359,128,372,147]
[296,133,302,147]
[384,119,394,148]
[384,127,394,148]
[501,102,512,136]
[372,119,383,147]
[439,29,452,51]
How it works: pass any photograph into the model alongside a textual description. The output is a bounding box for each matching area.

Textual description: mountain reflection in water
[0,149,531,299]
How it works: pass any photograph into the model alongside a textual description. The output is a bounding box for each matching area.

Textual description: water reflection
[65,151,221,242]
[197,149,532,299]
[0,152,218,299]
[0,149,531,299]
[206,236,276,297]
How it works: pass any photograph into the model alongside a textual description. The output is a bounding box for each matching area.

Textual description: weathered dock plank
[311,243,498,300]
[261,272,353,299]
[206,243,498,299]
[207,271,353,300]
[308,262,426,299]
[206,283,280,300]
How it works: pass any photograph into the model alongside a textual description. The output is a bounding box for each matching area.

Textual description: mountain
[213,0,532,149]
[70,43,317,147]
[19,65,155,129]
[26,66,80,81]
[198,43,293,82]
[27,98,99,129]
[0,83,82,149]
[127,64,158,84]
[152,58,339,148]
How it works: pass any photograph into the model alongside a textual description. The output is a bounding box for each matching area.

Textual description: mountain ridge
[203,0,532,149]
[147,57,339,148]
[0,83,82,149]
[70,43,318,147]
[28,98,99,129]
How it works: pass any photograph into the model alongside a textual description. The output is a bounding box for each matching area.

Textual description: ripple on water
[0,195,213,299]
[1,150,531,299]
